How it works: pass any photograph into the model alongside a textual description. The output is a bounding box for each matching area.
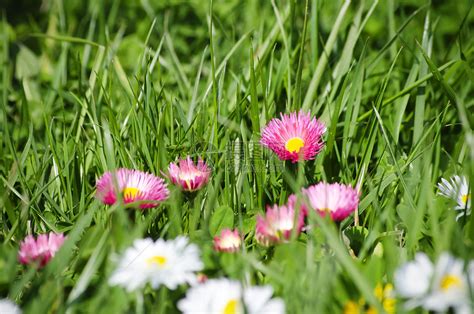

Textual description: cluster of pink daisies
[15,110,359,314]
[17,157,212,268]
[254,111,359,246]
[255,182,359,246]
[16,111,354,265]
[10,109,472,313]
[202,111,357,251]
[96,156,211,209]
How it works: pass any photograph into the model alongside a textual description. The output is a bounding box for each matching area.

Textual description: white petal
[0,299,22,314]
[395,253,433,298]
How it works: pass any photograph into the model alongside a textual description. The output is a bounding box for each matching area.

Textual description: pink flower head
[196,273,208,284]
[96,168,169,209]
[255,199,305,246]
[213,228,241,253]
[302,182,359,221]
[18,232,66,267]
[168,157,211,192]
[260,111,326,163]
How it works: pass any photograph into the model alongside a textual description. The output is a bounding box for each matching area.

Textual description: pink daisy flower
[255,196,305,246]
[168,157,211,192]
[213,228,241,253]
[260,111,326,163]
[302,182,359,221]
[18,232,66,267]
[96,168,169,209]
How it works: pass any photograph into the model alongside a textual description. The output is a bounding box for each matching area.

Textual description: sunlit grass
[0,0,473,313]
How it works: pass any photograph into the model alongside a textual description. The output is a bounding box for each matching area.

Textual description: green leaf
[15,45,39,79]
[209,206,234,236]
[343,226,369,257]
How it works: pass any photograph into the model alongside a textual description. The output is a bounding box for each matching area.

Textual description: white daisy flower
[395,252,473,314]
[422,253,471,313]
[438,175,471,219]
[177,278,285,314]
[394,253,434,309]
[109,236,203,292]
[0,299,21,314]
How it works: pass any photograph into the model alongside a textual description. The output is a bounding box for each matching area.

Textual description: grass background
[1,0,473,313]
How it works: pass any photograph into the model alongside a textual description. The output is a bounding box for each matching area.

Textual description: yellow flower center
[440,274,462,291]
[285,137,305,153]
[123,187,140,200]
[146,255,167,267]
[222,299,239,314]
[461,194,470,205]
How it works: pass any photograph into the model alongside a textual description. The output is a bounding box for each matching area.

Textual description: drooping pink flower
[255,198,305,246]
[18,232,66,267]
[168,157,211,192]
[213,228,241,253]
[302,182,359,221]
[260,111,326,163]
[96,168,169,209]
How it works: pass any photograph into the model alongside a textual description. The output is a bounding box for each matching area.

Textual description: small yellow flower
[372,283,396,314]
[344,283,396,314]
[343,300,361,314]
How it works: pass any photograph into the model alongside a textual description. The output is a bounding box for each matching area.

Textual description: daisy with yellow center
[395,252,473,313]
[177,278,285,314]
[437,175,471,220]
[422,254,469,311]
[96,168,169,209]
[168,156,211,192]
[260,111,326,163]
[109,237,203,292]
